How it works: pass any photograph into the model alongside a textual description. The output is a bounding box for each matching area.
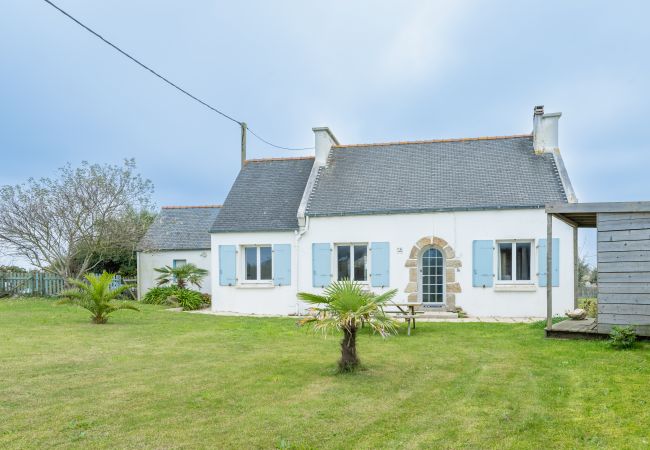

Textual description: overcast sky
[2,0,649,266]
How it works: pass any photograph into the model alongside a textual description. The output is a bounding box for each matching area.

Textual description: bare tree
[0,159,154,280]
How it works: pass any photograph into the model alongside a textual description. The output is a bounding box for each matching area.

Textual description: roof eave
[306,204,553,218]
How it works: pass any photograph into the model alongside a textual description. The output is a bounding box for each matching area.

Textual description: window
[243,246,272,281]
[172,259,186,268]
[336,244,367,281]
[497,241,532,282]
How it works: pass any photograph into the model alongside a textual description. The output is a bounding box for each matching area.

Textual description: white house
[136,205,221,298]
[210,106,577,317]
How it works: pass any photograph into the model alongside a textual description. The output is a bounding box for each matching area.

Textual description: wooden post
[240,122,247,168]
[546,213,553,330]
[573,226,578,309]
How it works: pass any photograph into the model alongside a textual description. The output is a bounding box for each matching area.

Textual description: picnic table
[386,302,424,336]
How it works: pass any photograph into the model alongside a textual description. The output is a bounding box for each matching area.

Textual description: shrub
[168,289,205,311]
[609,326,637,350]
[57,272,138,324]
[154,263,208,289]
[578,298,597,318]
[142,286,180,305]
[201,293,212,308]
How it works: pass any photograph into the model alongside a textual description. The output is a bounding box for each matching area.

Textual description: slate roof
[210,157,315,233]
[306,135,568,216]
[137,206,221,251]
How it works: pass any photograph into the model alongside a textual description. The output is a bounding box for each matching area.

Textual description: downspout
[136,251,142,300]
[294,127,338,315]
[294,216,310,315]
[294,161,319,315]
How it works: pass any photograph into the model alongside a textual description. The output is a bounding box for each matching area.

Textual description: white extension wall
[137,249,212,299]
[211,208,575,317]
[210,232,298,314]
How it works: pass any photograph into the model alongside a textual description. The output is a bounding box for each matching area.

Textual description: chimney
[533,105,562,154]
[312,127,339,166]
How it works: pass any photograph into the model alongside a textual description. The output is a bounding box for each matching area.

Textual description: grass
[1,299,648,449]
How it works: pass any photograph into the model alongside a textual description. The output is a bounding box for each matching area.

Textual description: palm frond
[113,302,140,312]
[297,292,330,304]
[55,272,138,323]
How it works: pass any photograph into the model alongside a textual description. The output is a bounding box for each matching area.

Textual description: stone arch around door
[404,236,461,311]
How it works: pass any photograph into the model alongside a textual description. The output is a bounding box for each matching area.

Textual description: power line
[247,127,313,151]
[41,0,313,151]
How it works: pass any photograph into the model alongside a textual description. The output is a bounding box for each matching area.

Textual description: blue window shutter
[472,240,494,287]
[219,245,236,286]
[273,244,291,286]
[312,243,331,287]
[370,242,390,287]
[538,238,560,287]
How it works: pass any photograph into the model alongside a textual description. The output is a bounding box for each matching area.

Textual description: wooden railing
[0,272,124,297]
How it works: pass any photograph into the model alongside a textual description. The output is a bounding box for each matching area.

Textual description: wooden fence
[0,272,123,297]
[577,285,598,299]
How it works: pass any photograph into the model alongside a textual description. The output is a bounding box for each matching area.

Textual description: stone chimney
[533,105,562,154]
[312,127,339,166]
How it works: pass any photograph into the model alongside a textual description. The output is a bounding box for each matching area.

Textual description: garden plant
[298,279,398,372]
[57,272,139,324]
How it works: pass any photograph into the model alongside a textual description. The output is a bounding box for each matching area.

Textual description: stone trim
[404,236,461,311]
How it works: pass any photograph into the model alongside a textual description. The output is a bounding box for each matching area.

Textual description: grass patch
[0,298,648,449]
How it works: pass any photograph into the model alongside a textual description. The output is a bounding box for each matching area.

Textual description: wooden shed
[545,201,650,338]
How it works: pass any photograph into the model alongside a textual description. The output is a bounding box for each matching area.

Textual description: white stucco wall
[211,208,575,317]
[210,231,298,314]
[137,249,212,298]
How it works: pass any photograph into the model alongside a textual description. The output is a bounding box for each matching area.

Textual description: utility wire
[42,0,313,151]
[247,127,313,151]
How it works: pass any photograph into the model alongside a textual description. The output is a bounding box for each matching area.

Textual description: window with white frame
[336,244,368,282]
[497,241,532,282]
[243,246,272,281]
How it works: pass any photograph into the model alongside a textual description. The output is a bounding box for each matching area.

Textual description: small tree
[298,280,398,372]
[0,159,154,281]
[155,263,208,289]
[58,272,139,324]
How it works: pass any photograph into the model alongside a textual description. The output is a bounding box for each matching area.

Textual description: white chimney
[312,127,339,166]
[533,105,562,154]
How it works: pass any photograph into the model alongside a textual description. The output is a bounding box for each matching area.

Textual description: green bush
[168,289,205,311]
[609,326,637,350]
[141,286,180,305]
[578,298,597,318]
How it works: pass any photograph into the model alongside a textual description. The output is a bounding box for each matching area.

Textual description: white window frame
[241,245,273,284]
[172,259,187,268]
[334,243,369,283]
[495,239,534,284]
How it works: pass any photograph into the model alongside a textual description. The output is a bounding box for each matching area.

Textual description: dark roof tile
[210,158,314,232]
[306,136,567,216]
[137,206,220,251]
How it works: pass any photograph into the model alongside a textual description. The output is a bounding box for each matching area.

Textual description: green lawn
[1,299,648,449]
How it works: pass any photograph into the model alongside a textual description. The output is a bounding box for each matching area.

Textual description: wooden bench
[385,303,424,335]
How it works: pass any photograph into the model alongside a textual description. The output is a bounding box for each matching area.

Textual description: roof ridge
[244,156,315,164]
[162,205,222,209]
[333,134,532,149]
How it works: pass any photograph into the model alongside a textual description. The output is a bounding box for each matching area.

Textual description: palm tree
[154,263,208,289]
[298,279,399,372]
[58,272,139,324]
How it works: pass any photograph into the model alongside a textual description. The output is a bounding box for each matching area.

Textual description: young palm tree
[154,263,208,289]
[298,279,399,372]
[58,272,139,324]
